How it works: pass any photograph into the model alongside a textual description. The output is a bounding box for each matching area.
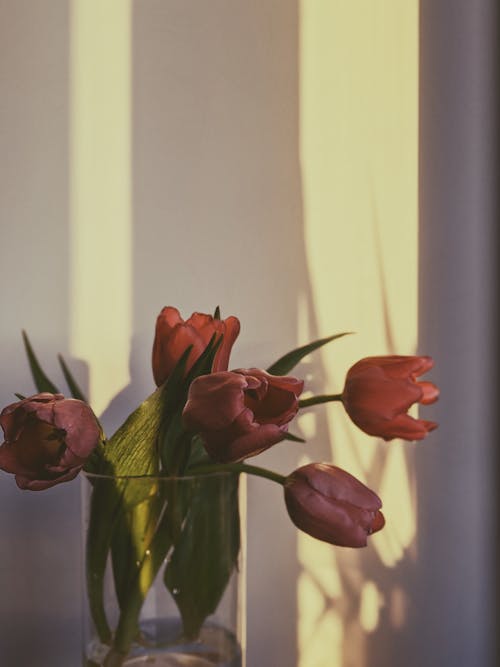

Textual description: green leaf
[58,354,88,402]
[186,435,212,468]
[84,384,171,642]
[159,334,222,476]
[83,442,107,476]
[22,330,59,393]
[85,335,226,652]
[159,411,192,475]
[110,488,177,656]
[282,431,306,443]
[86,475,174,652]
[164,473,240,639]
[14,393,26,400]
[84,347,197,641]
[213,305,221,320]
[266,332,354,376]
[85,475,122,643]
[103,390,164,477]
[110,490,172,651]
[185,332,222,385]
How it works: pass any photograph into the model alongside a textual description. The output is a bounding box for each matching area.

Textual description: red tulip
[182,368,304,463]
[341,355,439,441]
[0,393,101,490]
[152,307,240,386]
[284,463,385,547]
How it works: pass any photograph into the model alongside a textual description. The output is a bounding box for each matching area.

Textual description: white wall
[0,1,496,666]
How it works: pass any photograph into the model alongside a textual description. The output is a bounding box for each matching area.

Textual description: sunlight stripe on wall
[299,2,419,665]
[69,0,132,415]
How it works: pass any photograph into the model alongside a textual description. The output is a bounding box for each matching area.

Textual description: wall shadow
[0,1,80,666]
[129,3,319,666]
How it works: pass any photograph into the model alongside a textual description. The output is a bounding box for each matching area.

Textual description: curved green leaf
[58,353,88,402]
[282,431,306,443]
[22,330,59,393]
[267,332,353,376]
[164,473,240,639]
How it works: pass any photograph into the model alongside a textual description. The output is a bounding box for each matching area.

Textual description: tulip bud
[0,393,101,490]
[284,463,385,547]
[152,307,240,386]
[342,355,439,441]
[182,368,304,463]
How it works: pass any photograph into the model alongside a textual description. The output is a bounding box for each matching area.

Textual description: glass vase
[81,471,245,667]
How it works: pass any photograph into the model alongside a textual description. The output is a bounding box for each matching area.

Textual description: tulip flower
[152,307,240,386]
[284,463,385,547]
[183,368,304,463]
[341,355,439,441]
[0,393,101,490]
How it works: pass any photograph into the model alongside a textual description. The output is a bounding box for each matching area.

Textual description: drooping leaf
[266,332,353,376]
[164,473,240,639]
[58,354,88,402]
[103,389,165,477]
[21,330,59,393]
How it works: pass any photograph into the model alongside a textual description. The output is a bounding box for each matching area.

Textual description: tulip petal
[0,394,100,491]
[183,372,249,431]
[293,463,382,511]
[53,399,101,459]
[152,308,240,385]
[205,423,285,463]
[418,381,440,405]
[213,316,241,373]
[284,464,385,547]
[183,368,302,463]
[0,444,35,476]
[285,478,375,547]
[342,355,438,441]
[370,511,386,534]
[15,467,80,491]
[380,413,435,441]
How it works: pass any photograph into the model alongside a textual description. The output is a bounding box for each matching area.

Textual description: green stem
[189,462,286,486]
[299,393,343,408]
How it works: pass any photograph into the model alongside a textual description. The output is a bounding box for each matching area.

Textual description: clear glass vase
[81,472,245,667]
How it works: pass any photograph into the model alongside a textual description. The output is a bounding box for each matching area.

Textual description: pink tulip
[284,463,385,547]
[341,355,439,441]
[182,368,304,463]
[0,393,101,490]
[152,307,240,386]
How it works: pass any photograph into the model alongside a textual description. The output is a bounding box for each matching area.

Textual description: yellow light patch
[298,0,418,663]
[69,0,132,414]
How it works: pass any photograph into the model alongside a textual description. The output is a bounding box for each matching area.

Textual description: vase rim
[82,469,236,482]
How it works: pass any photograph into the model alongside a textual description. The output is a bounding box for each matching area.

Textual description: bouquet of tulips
[0,306,438,665]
